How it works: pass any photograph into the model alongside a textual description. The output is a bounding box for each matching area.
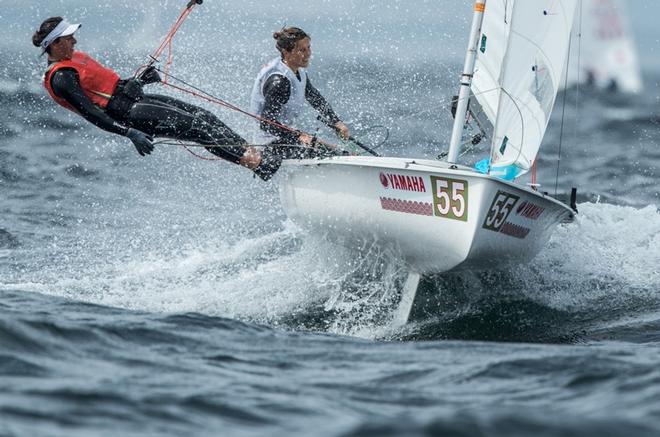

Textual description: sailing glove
[126,128,154,156]
[138,66,162,85]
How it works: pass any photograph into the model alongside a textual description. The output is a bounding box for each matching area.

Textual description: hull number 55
[482,190,519,231]
[431,176,468,222]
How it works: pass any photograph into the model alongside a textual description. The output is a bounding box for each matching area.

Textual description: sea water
[1,1,660,435]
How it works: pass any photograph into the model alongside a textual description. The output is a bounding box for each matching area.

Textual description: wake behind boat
[277,0,579,324]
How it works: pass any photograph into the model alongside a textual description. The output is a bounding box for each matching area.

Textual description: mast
[447,0,487,164]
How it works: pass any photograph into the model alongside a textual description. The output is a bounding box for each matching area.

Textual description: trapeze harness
[43,50,248,164]
[249,57,342,145]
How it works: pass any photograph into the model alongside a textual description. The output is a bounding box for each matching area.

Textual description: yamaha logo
[380,172,389,188]
[380,172,427,192]
[516,200,545,220]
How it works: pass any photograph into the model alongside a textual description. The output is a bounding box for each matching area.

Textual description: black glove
[138,66,162,85]
[126,128,154,156]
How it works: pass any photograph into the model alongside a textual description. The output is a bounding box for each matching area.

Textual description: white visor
[40,20,81,54]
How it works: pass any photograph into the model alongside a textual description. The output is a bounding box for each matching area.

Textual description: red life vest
[43,51,120,112]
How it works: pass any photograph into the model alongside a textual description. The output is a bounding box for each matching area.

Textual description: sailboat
[277,0,579,324]
[566,0,642,94]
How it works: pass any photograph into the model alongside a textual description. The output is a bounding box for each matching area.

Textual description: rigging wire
[572,1,583,192]
[540,2,585,191]
[555,33,573,197]
[151,139,346,163]
[154,68,385,157]
[136,0,386,160]
[134,0,203,79]
[156,69,300,136]
[155,68,390,157]
[131,0,310,146]
[335,125,389,155]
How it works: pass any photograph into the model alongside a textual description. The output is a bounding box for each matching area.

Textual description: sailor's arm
[50,68,128,135]
[305,78,349,139]
[50,69,153,156]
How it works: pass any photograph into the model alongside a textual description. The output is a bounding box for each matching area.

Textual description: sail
[471,0,578,179]
[566,0,642,94]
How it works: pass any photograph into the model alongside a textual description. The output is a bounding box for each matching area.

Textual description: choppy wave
[2,201,658,346]
[3,287,660,437]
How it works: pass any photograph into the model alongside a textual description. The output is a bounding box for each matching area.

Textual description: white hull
[278,156,574,275]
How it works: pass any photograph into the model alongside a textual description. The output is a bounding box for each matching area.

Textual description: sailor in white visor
[32,15,285,180]
[39,19,80,56]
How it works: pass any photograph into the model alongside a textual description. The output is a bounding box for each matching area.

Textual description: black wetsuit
[48,68,247,163]
[259,72,341,144]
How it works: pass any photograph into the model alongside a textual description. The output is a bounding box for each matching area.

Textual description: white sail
[566,0,642,94]
[471,0,578,180]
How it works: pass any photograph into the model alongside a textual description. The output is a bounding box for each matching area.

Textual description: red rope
[151,6,195,62]
[135,3,199,80]
[158,76,340,152]
[136,1,340,160]
[160,80,302,137]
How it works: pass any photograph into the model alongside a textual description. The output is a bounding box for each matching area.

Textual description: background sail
[471,0,578,179]
[566,0,643,94]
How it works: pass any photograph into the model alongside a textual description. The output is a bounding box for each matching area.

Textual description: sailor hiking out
[33,16,286,181]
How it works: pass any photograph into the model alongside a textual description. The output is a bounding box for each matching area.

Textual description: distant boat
[278,0,578,325]
[565,0,643,94]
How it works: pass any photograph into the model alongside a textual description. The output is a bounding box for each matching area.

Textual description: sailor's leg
[250,141,341,181]
[140,94,246,144]
[125,95,248,163]
[125,95,294,181]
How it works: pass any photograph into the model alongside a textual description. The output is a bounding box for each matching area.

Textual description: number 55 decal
[482,190,519,231]
[431,176,468,221]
